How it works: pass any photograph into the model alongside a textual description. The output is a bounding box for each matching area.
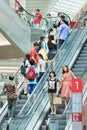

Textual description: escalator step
[41,125,47,130]
[77,57,87,60]
[72,68,85,72]
[80,53,87,57]
[73,64,86,68]
[59,125,66,130]
[16,99,26,104]
[81,50,87,53]
[56,109,64,114]
[76,61,87,64]
[21,95,27,99]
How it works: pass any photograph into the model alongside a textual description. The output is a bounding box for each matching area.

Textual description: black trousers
[58,39,65,49]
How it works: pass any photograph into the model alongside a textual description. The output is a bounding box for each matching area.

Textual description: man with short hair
[3,75,17,117]
[30,42,39,65]
[34,9,42,28]
[58,18,70,49]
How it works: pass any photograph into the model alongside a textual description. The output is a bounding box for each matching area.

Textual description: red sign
[72,113,82,122]
[72,78,82,92]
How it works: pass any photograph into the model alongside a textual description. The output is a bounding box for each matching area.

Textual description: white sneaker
[50,112,53,115]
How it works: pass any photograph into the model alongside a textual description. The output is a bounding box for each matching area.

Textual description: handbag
[53,97,62,104]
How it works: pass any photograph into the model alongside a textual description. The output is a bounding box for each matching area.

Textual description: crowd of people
[3,8,75,117]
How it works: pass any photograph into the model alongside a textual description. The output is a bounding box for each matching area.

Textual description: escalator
[6,26,87,130]
[40,40,87,130]
[0,4,87,129]
[0,0,44,59]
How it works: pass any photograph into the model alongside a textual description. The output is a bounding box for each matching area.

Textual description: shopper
[3,75,17,117]
[61,65,76,107]
[43,71,59,115]
[34,9,42,28]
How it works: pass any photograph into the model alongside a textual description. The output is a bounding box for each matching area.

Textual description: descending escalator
[40,40,87,130]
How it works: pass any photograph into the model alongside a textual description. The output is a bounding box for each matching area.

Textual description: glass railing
[8,27,87,130]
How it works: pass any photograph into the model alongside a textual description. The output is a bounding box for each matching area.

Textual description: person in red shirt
[30,42,39,65]
[34,9,42,28]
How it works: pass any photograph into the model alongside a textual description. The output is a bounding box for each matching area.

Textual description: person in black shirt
[43,71,59,115]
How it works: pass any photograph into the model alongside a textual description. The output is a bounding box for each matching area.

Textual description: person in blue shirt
[58,18,70,49]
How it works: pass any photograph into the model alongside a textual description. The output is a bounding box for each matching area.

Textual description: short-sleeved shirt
[38,59,46,72]
[30,48,39,64]
[47,78,59,93]
[59,23,70,40]
[34,13,42,24]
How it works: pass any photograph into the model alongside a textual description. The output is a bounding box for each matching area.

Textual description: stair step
[72,68,85,72]
[76,61,87,64]
[56,109,64,114]
[56,104,65,109]
[16,104,24,109]
[81,50,87,53]
[41,125,47,130]
[73,64,86,68]
[74,71,83,75]
[77,57,87,60]
[21,95,27,99]
[59,125,66,130]
[80,53,87,57]
[17,99,27,104]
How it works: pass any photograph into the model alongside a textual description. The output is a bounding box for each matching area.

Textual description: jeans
[8,99,16,117]
[27,84,36,94]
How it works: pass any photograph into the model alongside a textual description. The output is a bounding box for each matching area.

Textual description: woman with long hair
[47,35,57,60]
[61,65,76,107]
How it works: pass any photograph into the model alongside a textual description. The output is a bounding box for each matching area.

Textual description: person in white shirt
[37,54,46,82]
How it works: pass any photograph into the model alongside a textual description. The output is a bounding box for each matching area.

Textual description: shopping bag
[53,97,62,104]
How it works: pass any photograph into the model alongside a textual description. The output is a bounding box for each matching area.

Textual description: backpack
[26,67,36,80]
[21,64,27,76]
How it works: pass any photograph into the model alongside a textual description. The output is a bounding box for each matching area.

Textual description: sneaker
[53,112,56,115]
[50,112,53,115]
